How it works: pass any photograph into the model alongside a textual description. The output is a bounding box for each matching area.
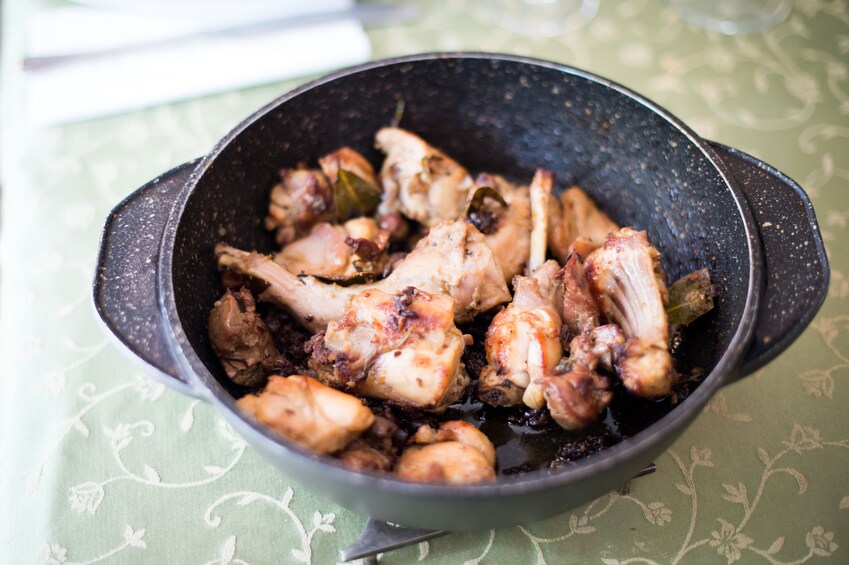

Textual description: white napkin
[25,1,371,125]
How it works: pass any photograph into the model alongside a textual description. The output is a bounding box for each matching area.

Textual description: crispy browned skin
[216,221,511,332]
[557,251,601,340]
[237,375,374,454]
[585,228,673,398]
[396,421,496,484]
[308,287,470,412]
[478,260,563,408]
[548,186,619,263]
[208,288,278,387]
[543,333,614,431]
[376,128,475,226]
[265,169,335,245]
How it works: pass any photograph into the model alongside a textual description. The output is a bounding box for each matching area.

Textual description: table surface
[2,1,848,563]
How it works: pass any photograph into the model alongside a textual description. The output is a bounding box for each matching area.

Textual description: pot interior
[167,56,753,474]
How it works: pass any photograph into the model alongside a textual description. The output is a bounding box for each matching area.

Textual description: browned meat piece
[208,288,279,387]
[309,287,470,412]
[548,186,619,263]
[237,375,374,454]
[375,128,475,226]
[472,173,532,283]
[616,338,674,398]
[265,169,335,245]
[557,251,601,340]
[318,146,379,188]
[478,260,563,408]
[396,421,496,484]
[543,333,613,431]
[589,324,625,373]
[216,221,511,332]
[409,421,496,467]
[585,228,674,398]
[336,440,394,472]
[273,217,389,279]
[335,414,407,473]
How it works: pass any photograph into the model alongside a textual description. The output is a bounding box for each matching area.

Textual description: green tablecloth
[2,1,848,563]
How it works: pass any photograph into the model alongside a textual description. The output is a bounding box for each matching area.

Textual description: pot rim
[156,52,763,498]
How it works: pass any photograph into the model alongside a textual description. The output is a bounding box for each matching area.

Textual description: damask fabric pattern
[1,0,848,563]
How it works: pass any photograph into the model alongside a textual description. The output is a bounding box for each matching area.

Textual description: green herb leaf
[334,169,382,221]
[666,268,716,326]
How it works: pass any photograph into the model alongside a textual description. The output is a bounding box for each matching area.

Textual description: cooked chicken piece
[318,146,379,188]
[375,128,475,226]
[410,421,496,467]
[478,260,563,408]
[273,217,389,279]
[585,228,673,397]
[396,442,495,484]
[589,324,626,373]
[265,169,335,245]
[528,169,554,275]
[217,221,510,332]
[397,420,496,484]
[308,287,469,412]
[208,287,279,387]
[336,440,394,472]
[557,251,601,340]
[548,186,619,263]
[543,333,613,431]
[274,223,350,276]
[237,375,374,454]
[472,173,532,283]
[335,413,407,472]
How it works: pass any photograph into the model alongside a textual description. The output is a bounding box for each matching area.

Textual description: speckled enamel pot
[94,53,829,531]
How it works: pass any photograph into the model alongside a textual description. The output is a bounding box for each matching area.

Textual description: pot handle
[707,141,830,381]
[93,160,208,400]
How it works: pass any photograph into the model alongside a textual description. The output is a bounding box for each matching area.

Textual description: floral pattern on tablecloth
[1,0,847,563]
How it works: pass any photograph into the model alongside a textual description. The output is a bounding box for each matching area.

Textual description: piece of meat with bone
[318,146,379,188]
[375,127,475,226]
[557,251,601,341]
[478,260,564,408]
[265,169,335,245]
[543,333,614,431]
[273,217,389,279]
[471,173,532,283]
[237,375,374,454]
[585,227,674,398]
[216,220,510,332]
[528,169,554,275]
[396,421,496,484]
[547,186,619,263]
[208,287,279,387]
[308,287,470,412]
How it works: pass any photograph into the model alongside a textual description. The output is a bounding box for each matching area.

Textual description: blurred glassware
[666,0,792,35]
[478,0,599,37]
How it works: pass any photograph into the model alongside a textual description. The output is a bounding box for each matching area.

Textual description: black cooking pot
[94,53,828,531]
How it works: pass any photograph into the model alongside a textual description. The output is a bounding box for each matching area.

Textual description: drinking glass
[666,0,793,35]
[478,0,599,37]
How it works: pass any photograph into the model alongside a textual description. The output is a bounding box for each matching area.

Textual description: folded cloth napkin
[25,0,371,125]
